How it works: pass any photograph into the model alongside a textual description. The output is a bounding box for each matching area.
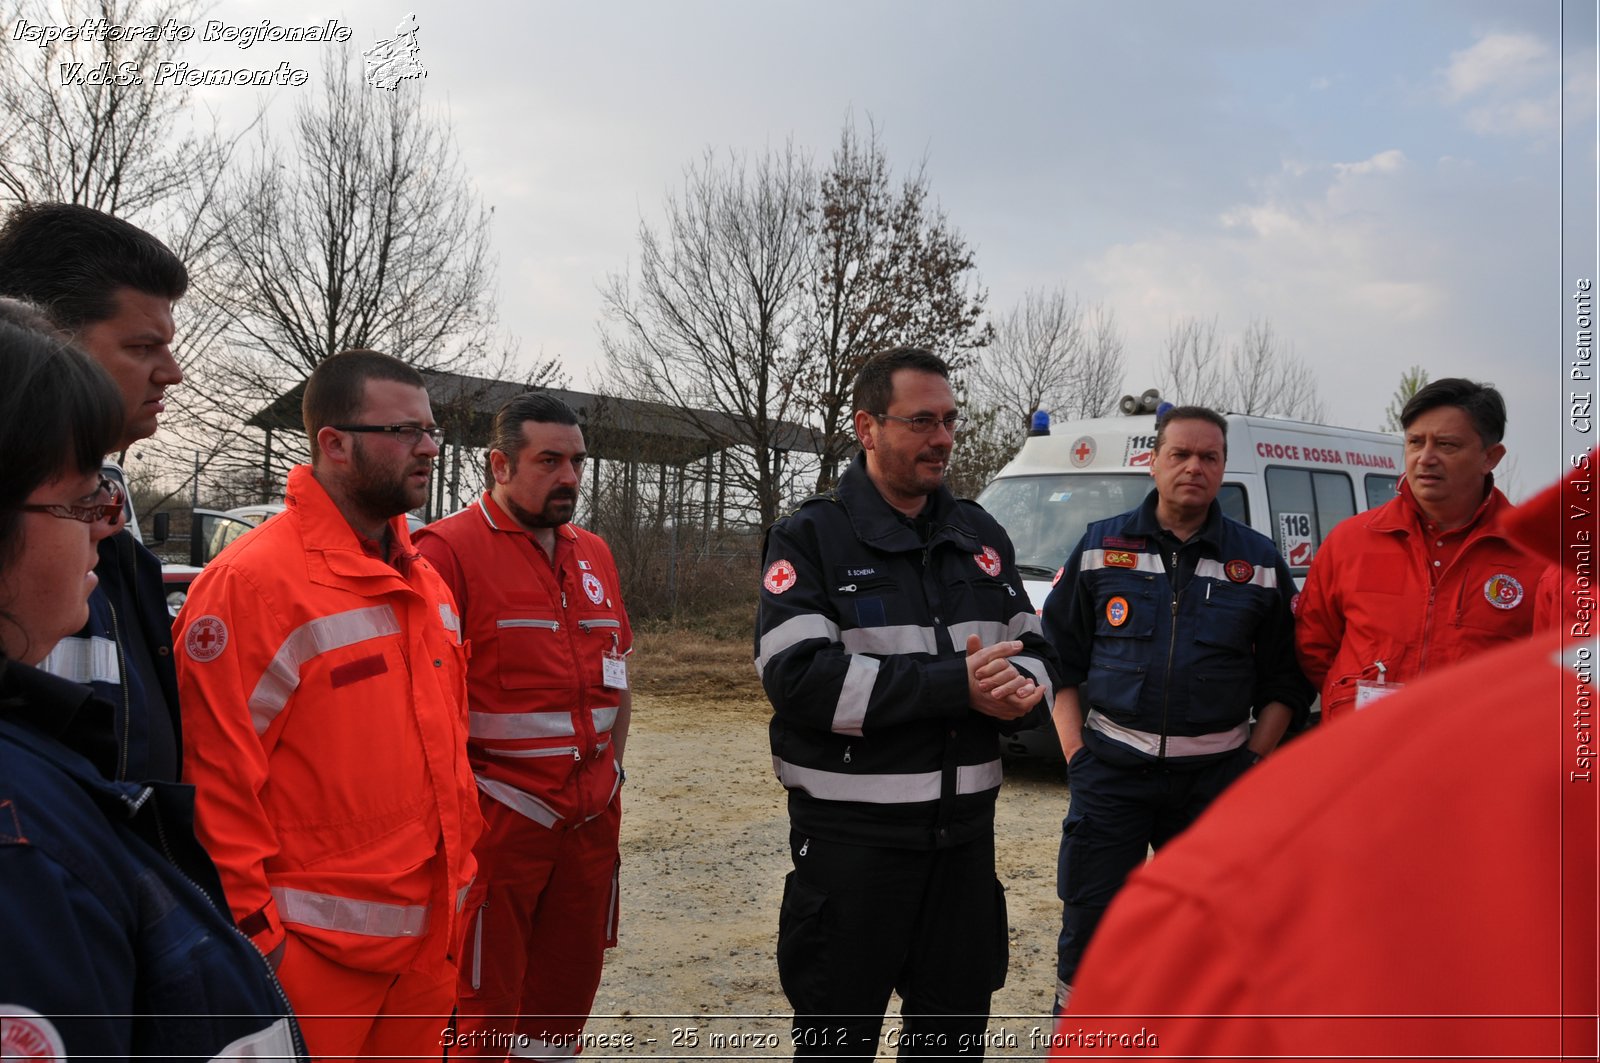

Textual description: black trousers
[778,829,1008,1061]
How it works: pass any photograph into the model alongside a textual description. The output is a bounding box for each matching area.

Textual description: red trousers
[455,797,621,1061]
[277,934,457,1061]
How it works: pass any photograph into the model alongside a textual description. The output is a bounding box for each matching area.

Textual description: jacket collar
[1369,475,1506,538]
[832,452,980,554]
[285,465,424,589]
[1121,488,1227,551]
[474,491,579,545]
[0,657,121,782]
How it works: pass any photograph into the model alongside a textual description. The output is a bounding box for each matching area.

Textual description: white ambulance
[976,398,1403,756]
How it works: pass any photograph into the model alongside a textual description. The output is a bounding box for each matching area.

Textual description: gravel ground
[584,689,1070,1060]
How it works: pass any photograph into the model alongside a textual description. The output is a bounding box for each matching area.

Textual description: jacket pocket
[495,617,565,690]
[776,870,829,1013]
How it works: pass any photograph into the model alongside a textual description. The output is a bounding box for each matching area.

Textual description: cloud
[1440,31,1560,137]
[1333,149,1408,177]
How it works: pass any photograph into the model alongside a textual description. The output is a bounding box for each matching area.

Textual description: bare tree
[600,144,815,528]
[158,47,556,502]
[1382,364,1429,432]
[802,119,988,491]
[969,288,1125,448]
[1158,315,1324,421]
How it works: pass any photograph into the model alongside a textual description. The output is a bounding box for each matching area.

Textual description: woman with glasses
[0,312,305,1058]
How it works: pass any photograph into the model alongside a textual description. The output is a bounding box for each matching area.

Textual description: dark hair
[0,319,124,645]
[1399,378,1506,448]
[1155,404,1229,456]
[0,203,188,330]
[487,392,579,476]
[302,349,426,459]
[853,347,951,416]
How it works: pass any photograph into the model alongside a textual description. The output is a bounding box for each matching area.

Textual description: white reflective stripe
[39,635,120,685]
[498,618,559,630]
[477,774,563,827]
[1007,610,1043,639]
[772,756,1002,804]
[1560,640,1600,675]
[470,710,576,740]
[439,602,462,643]
[1081,548,1164,574]
[831,654,880,736]
[946,620,1008,651]
[270,885,427,937]
[457,883,472,911]
[839,624,939,656]
[756,613,841,673]
[606,860,619,940]
[211,1015,297,1060]
[511,1038,580,1059]
[1009,653,1055,710]
[248,606,401,734]
[1195,558,1279,589]
[592,705,619,733]
[476,496,501,530]
[1085,709,1249,758]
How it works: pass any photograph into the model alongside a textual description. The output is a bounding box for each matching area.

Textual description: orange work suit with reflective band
[1295,479,1549,721]
[415,493,631,1061]
[175,466,481,1059]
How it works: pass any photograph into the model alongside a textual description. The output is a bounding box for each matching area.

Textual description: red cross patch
[184,615,229,663]
[1,1006,67,1061]
[764,559,798,595]
[974,545,1003,577]
[582,571,605,604]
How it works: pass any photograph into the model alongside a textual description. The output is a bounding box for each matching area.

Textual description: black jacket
[756,454,1060,849]
[1042,490,1313,768]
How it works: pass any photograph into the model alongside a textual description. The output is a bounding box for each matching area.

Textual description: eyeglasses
[21,476,125,524]
[869,412,968,434]
[331,423,446,445]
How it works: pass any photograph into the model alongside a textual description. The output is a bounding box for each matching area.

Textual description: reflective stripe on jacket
[1295,479,1548,721]
[756,452,1060,850]
[174,465,480,973]
[414,493,632,829]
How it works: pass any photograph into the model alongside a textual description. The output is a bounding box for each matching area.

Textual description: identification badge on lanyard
[602,632,628,690]
[1354,660,1401,710]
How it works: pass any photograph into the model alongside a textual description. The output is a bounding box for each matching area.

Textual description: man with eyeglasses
[756,346,1060,1059]
[1039,404,1312,1014]
[174,350,480,1059]
[0,205,187,786]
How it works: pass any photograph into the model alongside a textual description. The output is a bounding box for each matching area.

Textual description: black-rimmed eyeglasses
[331,423,446,445]
[869,412,968,434]
[21,476,125,524]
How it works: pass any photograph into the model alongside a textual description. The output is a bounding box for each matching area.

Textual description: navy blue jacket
[1042,490,1312,768]
[38,521,181,783]
[757,453,1061,849]
[0,659,304,1059]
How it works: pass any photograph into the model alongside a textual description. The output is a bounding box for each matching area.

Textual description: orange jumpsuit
[415,492,631,1060]
[175,465,481,1059]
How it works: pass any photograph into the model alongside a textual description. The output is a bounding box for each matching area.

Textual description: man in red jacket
[415,393,631,1061]
[1057,458,1597,1061]
[1296,378,1547,719]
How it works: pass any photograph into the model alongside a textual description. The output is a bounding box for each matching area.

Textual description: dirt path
[586,689,1070,1059]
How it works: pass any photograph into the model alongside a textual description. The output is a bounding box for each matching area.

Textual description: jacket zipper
[1159,592,1179,761]
[106,599,132,782]
[144,790,309,1061]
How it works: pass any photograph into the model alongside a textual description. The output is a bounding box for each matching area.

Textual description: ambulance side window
[1219,484,1248,524]
[1264,467,1355,572]
[1364,474,1399,510]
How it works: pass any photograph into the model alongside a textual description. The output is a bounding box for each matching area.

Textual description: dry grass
[631,605,766,703]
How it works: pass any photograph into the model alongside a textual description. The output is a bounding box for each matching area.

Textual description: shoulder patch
[1483,573,1524,610]
[1,1005,67,1061]
[973,545,1003,577]
[1224,560,1255,583]
[184,615,229,663]
[763,560,798,595]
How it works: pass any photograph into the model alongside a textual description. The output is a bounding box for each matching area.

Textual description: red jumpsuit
[175,465,480,1060]
[1057,461,1598,1061]
[1296,478,1547,720]
[415,493,632,1061]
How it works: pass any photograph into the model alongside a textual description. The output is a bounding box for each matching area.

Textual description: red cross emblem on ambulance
[974,545,1003,577]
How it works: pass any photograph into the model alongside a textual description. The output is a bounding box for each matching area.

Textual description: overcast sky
[22,0,1595,498]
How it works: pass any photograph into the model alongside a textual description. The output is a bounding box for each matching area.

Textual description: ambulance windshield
[976,473,1154,576]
